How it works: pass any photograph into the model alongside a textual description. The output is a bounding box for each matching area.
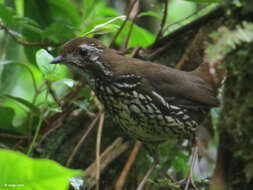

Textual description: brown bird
[50,37,219,190]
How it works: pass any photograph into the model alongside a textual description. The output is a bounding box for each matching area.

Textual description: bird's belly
[102,94,199,143]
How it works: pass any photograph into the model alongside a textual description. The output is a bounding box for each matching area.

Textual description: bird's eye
[80,47,88,56]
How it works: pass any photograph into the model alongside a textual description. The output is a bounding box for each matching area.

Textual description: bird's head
[50,37,112,77]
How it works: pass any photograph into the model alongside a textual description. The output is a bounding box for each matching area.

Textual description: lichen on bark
[212,43,253,189]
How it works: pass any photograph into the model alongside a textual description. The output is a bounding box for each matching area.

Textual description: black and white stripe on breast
[93,74,206,142]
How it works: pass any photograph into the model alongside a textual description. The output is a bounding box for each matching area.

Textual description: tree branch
[0,22,63,47]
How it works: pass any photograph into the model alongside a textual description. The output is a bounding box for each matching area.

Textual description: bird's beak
[50,56,64,64]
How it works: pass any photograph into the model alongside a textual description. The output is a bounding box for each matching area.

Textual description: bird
[50,37,219,190]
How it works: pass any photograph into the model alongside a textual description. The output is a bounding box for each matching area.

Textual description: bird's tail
[191,60,225,95]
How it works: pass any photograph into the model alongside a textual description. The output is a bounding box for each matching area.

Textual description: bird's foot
[184,175,199,190]
[175,177,199,190]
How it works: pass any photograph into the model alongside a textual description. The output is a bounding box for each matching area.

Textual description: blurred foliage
[206,22,253,66]
[0,0,229,189]
[0,149,82,190]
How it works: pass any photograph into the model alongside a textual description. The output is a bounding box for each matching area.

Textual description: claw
[184,144,199,190]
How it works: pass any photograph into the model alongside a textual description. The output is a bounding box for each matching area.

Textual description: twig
[0,133,29,139]
[175,32,202,69]
[66,112,101,167]
[139,44,170,59]
[109,0,138,48]
[131,46,142,57]
[145,6,224,52]
[96,112,105,190]
[155,0,169,42]
[27,114,43,156]
[41,81,87,135]
[63,81,87,102]
[46,80,61,106]
[115,141,142,190]
[84,137,129,188]
[92,91,104,112]
[11,140,25,150]
[121,0,139,50]
[0,22,63,47]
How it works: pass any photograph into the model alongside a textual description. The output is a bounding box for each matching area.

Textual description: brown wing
[105,49,219,108]
[144,62,219,108]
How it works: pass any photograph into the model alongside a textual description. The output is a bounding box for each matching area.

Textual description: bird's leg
[136,145,159,190]
[184,143,199,190]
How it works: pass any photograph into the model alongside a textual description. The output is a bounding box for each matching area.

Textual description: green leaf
[84,16,125,36]
[43,22,75,42]
[94,5,119,17]
[49,0,81,27]
[72,100,88,111]
[115,20,155,48]
[84,1,119,19]
[0,149,82,190]
[0,61,40,94]
[36,49,67,81]
[82,0,95,20]
[80,2,120,35]
[79,87,93,100]
[138,11,162,20]
[184,0,220,2]
[36,49,54,74]
[2,95,40,115]
[47,103,63,113]
[0,4,16,27]
[0,107,15,130]
[0,61,23,94]
[22,0,51,64]
[172,152,189,176]
[81,17,155,47]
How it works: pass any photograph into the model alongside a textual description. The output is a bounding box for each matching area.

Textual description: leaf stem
[27,114,43,156]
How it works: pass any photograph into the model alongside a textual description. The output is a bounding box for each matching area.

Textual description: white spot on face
[90,54,99,61]
[79,44,103,53]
